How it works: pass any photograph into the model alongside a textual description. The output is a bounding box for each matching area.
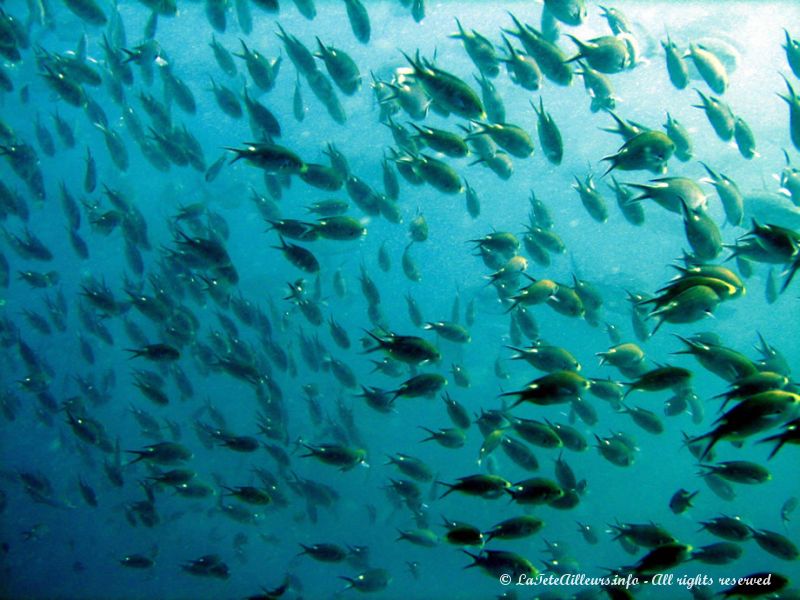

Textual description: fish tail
[360,329,386,354]
[780,256,800,293]
[600,156,617,177]
[767,439,786,460]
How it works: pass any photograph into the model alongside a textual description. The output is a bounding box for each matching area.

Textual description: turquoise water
[1,1,799,598]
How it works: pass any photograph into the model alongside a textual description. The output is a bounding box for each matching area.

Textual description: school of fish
[1,0,799,598]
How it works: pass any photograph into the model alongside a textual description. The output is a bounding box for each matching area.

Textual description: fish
[693,88,735,141]
[602,130,675,175]
[343,0,370,44]
[566,34,630,74]
[662,34,689,89]
[1,3,799,599]
[531,98,563,165]
[687,43,728,95]
[452,19,500,78]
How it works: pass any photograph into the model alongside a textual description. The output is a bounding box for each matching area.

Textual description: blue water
[1,1,799,598]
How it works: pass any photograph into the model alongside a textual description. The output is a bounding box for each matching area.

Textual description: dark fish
[343,0,370,44]
[125,343,180,362]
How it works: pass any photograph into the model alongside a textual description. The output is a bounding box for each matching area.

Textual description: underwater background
[1,0,799,598]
